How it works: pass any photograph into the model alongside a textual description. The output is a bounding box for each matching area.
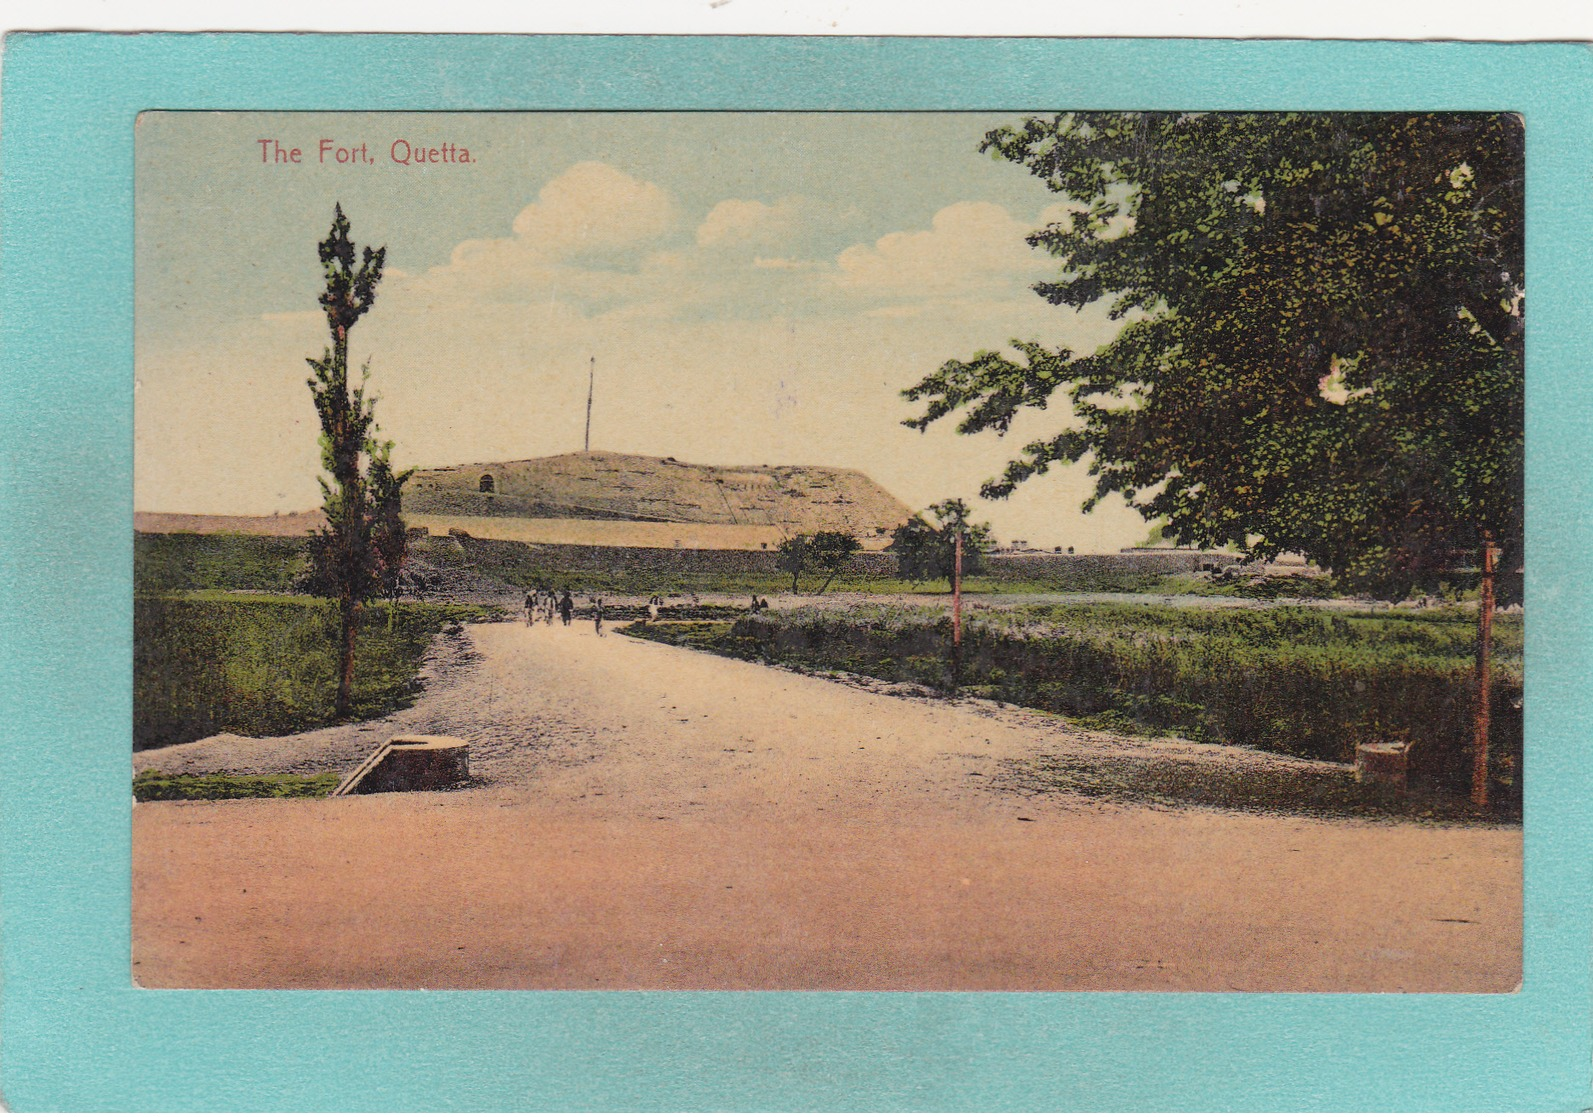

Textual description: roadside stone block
[333,735,470,795]
[1355,741,1411,792]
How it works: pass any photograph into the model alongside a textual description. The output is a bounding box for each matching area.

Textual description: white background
[0,0,1588,40]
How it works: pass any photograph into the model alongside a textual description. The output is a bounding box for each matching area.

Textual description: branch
[902,341,1073,436]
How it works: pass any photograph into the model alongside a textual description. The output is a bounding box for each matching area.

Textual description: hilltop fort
[399,450,913,551]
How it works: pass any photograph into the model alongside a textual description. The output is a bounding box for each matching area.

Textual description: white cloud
[390,183,1071,326]
[394,162,680,305]
[695,196,811,249]
[510,161,677,255]
[832,201,1051,301]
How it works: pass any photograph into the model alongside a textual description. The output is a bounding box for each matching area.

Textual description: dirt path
[134,619,1521,991]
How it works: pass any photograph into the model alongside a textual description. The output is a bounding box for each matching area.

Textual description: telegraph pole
[1472,531,1498,810]
[584,356,595,453]
[951,527,964,688]
[952,529,963,646]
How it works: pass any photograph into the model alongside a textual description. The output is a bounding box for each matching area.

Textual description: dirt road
[134,619,1521,991]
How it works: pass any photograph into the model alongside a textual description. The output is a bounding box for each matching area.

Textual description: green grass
[134,595,489,749]
[135,532,310,594]
[625,601,1522,805]
[133,770,341,801]
[624,619,739,651]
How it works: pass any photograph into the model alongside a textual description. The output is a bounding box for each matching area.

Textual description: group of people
[523,587,612,636]
[524,587,576,628]
[522,588,753,636]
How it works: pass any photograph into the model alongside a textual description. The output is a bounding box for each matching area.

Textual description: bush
[673,602,1522,798]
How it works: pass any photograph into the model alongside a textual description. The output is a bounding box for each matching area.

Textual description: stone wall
[985,551,1237,577]
[472,539,1228,580]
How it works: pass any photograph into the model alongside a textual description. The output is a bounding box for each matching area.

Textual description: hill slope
[403,450,912,541]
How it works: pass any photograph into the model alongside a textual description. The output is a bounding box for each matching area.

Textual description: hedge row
[721,604,1522,797]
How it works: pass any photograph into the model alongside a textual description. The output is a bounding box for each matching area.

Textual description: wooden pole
[952,529,963,647]
[584,356,594,453]
[951,528,963,688]
[1471,531,1497,810]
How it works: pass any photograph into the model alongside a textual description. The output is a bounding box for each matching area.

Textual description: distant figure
[750,593,761,614]
[544,593,556,625]
[559,590,574,626]
[647,595,660,623]
[593,596,606,637]
[524,590,535,627]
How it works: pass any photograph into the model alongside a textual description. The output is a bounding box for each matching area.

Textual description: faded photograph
[133,111,1522,990]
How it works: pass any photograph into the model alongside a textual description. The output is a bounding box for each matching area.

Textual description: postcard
[3,32,1590,1112]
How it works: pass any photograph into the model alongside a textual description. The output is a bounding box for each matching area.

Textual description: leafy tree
[903,112,1522,800]
[889,519,939,585]
[810,531,862,594]
[889,499,991,586]
[776,531,861,593]
[775,534,811,594]
[905,112,1521,594]
[304,204,404,717]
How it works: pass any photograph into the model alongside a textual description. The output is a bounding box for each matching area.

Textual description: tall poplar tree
[305,204,393,718]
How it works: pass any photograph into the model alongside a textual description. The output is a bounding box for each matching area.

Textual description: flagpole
[584,356,594,453]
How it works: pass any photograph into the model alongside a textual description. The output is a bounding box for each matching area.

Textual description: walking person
[524,589,535,627]
[593,595,606,637]
[647,594,660,624]
[559,590,574,627]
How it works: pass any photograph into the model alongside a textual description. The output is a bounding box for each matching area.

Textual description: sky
[135,111,1154,551]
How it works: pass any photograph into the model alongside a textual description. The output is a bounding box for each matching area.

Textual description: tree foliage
[304,204,411,714]
[811,531,862,593]
[889,499,992,586]
[776,530,861,593]
[368,438,414,618]
[903,113,1523,600]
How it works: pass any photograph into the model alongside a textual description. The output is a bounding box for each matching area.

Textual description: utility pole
[951,527,963,688]
[1472,531,1498,810]
[584,356,594,453]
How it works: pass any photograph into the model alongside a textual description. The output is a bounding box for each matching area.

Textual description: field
[134,594,492,749]
[628,600,1522,809]
[135,529,1328,599]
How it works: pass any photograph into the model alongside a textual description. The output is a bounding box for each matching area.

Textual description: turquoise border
[1,33,1588,1111]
